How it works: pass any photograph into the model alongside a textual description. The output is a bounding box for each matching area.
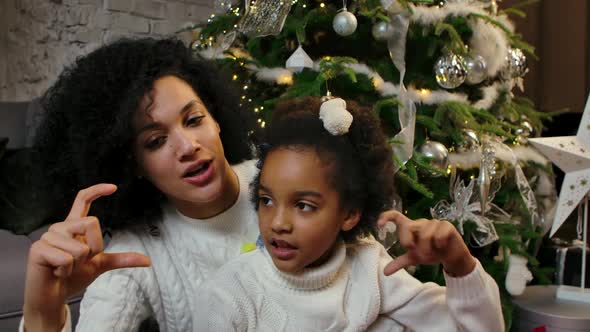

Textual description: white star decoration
[529,94,590,237]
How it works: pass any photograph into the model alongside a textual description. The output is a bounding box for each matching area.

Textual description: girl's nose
[271,208,293,233]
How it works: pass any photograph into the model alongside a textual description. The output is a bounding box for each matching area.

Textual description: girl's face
[257,147,359,273]
[133,75,238,218]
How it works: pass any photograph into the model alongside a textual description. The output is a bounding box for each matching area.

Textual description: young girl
[195,96,504,331]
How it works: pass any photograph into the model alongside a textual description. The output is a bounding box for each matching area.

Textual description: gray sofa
[0,101,85,330]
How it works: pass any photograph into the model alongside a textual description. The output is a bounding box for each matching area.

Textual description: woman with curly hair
[22,38,260,331]
[194,96,504,331]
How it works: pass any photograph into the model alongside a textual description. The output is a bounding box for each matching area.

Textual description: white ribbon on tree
[385,3,416,173]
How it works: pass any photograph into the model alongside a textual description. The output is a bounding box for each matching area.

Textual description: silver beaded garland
[418,141,449,175]
[333,9,357,36]
[464,54,487,85]
[434,53,467,89]
[371,21,394,41]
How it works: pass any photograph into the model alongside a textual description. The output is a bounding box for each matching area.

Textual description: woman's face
[133,75,237,218]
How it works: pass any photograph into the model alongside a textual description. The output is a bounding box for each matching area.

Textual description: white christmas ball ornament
[464,54,487,85]
[372,21,394,41]
[333,10,357,36]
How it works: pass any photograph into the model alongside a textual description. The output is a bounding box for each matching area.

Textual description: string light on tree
[419,88,431,97]
[277,73,294,85]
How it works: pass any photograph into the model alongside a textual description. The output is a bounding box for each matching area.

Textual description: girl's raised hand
[377,210,476,277]
[23,184,151,332]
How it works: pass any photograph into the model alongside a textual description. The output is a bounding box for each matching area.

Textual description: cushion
[0,147,53,234]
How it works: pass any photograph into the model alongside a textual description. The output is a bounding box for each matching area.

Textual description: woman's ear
[341,209,361,232]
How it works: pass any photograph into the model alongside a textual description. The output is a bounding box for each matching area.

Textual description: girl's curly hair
[250,97,395,243]
[34,37,254,229]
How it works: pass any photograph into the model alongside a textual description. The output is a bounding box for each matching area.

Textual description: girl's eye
[145,136,167,150]
[186,115,205,127]
[259,196,273,207]
[296,202,316,212]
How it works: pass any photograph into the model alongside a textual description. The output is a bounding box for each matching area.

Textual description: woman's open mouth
[183,160,214,186]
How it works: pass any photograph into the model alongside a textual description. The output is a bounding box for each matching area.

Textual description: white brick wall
[0,0,216,101]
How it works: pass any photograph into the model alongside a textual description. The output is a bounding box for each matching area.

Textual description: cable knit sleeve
[75,270,152,332]
[76,231,154,332]
[377,245,504,332]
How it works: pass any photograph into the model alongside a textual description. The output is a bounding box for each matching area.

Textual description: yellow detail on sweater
[241,242,257,253]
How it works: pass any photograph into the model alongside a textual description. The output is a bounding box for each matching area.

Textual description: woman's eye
[296,202,316,212]
[145,136,166,150]
[186,115,205,127]
[259,196,273,207]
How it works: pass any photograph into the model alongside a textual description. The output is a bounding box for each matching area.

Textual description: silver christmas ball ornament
[464,54,487,85]
[333,9,357,36]
[514,120,534,138]
[434,53,467,89]
[457,128,480,152]
[372,21,394,41]
[514,119,534,144]
[418,141,449,176]
[190,40,202,51]
[501,48,527,79]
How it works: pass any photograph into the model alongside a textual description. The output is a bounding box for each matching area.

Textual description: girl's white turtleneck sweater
[196,238,504,332]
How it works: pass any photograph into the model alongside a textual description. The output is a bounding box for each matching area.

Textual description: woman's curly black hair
[34,37,254,230]
[250,96,395,243]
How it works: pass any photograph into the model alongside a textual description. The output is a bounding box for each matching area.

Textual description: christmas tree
[189,0,558,328]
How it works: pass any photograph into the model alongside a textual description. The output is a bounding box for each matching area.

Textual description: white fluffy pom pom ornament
[319,98,353,136]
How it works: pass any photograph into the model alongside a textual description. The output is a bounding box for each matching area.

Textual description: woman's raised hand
[23,184,151,331]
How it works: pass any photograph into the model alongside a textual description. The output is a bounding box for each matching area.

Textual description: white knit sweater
[196,239,504,332]
[22,160,260,332]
